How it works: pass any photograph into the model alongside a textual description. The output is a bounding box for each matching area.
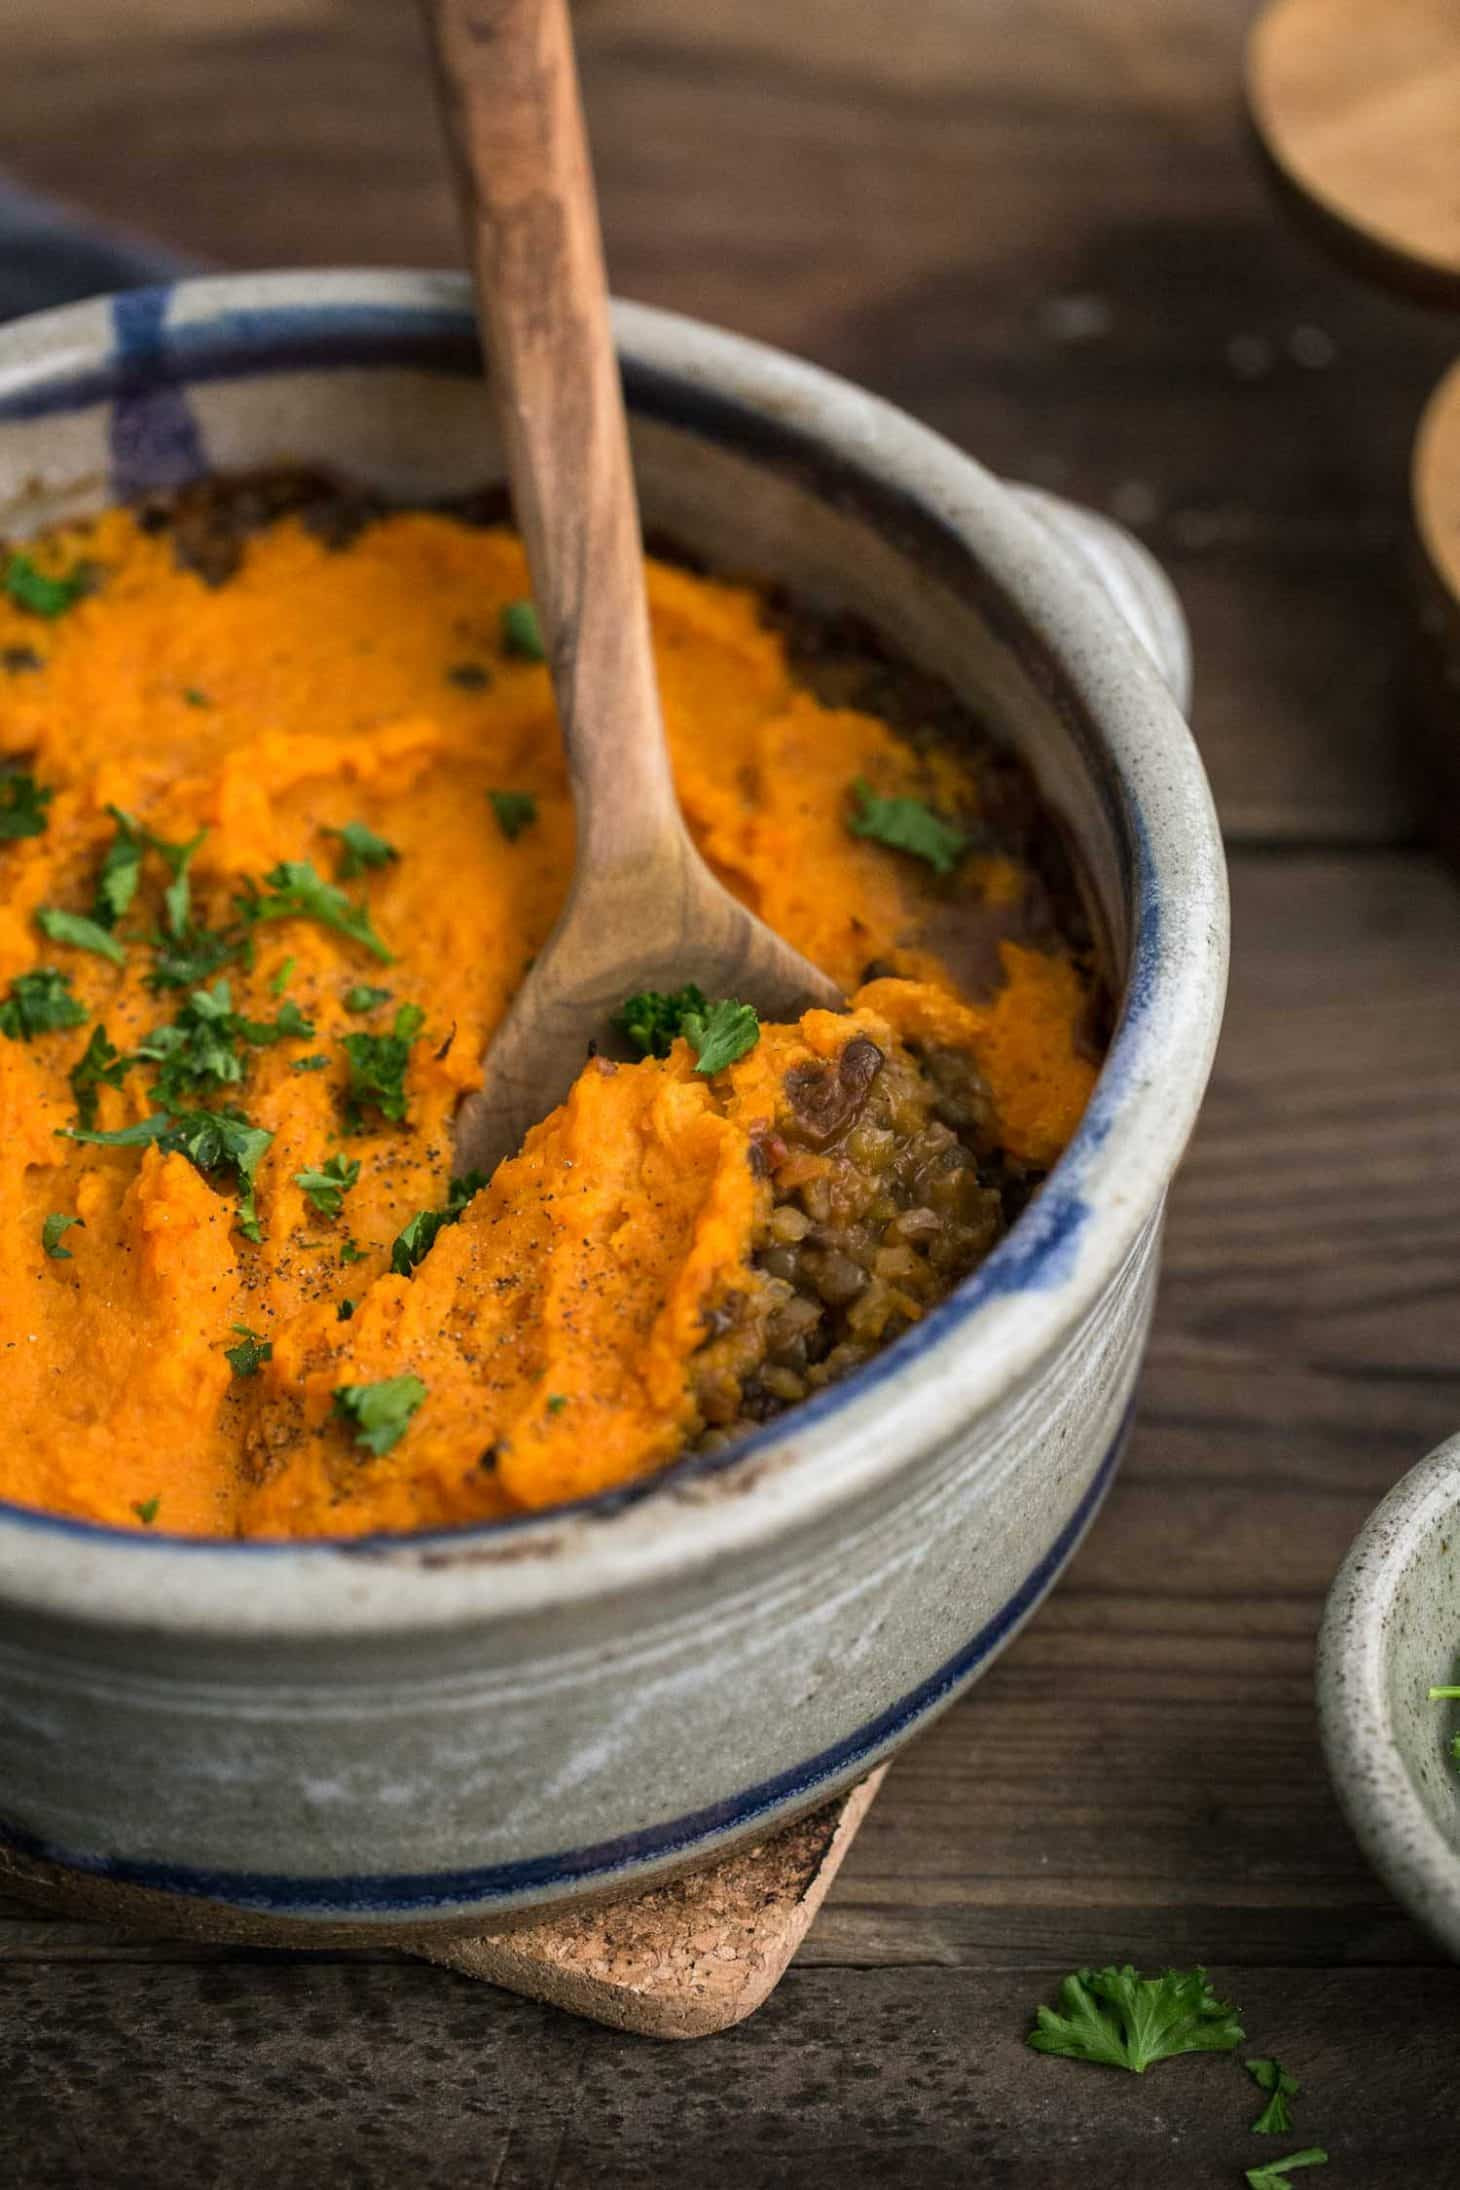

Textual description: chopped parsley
[293,1152,361,1220]
[1245,2154,1327,2188]
[62,1113,173,1149]
[63,1105,273,1240]
[1429,1683,1460,1767]
[546,1393,567,1415]
[339,1238,366,1266]
[145,921,243,993]
[0,771,52,841]
[615,984,709,1059]
[487,789,537,842]
[291,1053,331,1073]
[1246,2058,1300,2137]
[345,984,392,1014]
[135,979,314,1107]
[389,1170,486,1277]
[95,811,144,927]
[847,777,970,876]
[41,1212,83,1260]
[270,957,295,997]
[162,1109,273,1240]
[1026,1965,1244,2074]
[4,552,88,619]
[0,967,87,1041]
[337,1298,356,1321]
[326,820,398,879]
[683,997,760,1076]
[332,1373,427,1457]
[242,859,393,963]
[500,599,546,661]
[36,906,126,967]
[183,687,210,708]
[613,986,759,1072]
[131,1495,161,1526]
[97,808,205,938]
[340,1003,425,1127]
[69,1025,131,1128]
[225,1324,273,1377]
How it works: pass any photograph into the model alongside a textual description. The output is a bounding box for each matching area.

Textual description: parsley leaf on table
[241,859,393,963]
[1245,2152,1328,2188]
[333,1373,427,1457]
[500,599,546,661]
[225,1325,273,1377]
[1246,2058,1300,2136]
[293,1152,361,1220]
[390,1170,486,1277]
[325,820,398,879]
[0,968,87,1041]
[487,789,537,842]
[1026,1965,1244,2074]
[0,771,52,840]
[846,777,970,876]
[41,1212,83,1260]
[615,984,708,1059]
[340,1003,426,1127]
[683,997,760,1076]
[4,552,88,619]
[36,905,126,967]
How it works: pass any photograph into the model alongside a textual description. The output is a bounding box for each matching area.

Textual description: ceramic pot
[0,273,1227,1931]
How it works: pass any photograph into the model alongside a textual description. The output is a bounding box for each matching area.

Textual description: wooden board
[4,0,1460,2179]
[1247,0,1460,304]
[2,1964,1455,2187]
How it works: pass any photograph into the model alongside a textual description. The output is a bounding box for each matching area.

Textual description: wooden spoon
[421,0,842,1179]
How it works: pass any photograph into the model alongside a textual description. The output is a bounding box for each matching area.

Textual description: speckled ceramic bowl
[0,272,1227,1934]
[1319,1436,1460,1957]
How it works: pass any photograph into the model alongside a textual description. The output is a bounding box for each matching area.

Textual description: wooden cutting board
[1246,0,1460,306]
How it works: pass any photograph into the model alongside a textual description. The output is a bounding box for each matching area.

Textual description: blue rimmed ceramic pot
[0,272,1226,1935]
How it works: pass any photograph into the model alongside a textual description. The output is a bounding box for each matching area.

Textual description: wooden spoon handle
[422,0,682,874]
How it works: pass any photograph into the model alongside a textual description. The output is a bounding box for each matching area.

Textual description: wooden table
[3,2,1459,2180]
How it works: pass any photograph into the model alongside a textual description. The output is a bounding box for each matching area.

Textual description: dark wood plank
[2,0,1454,842]
[3,1961,1457,2187]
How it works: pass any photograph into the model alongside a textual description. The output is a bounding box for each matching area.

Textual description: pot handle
[1006,485,1192,715]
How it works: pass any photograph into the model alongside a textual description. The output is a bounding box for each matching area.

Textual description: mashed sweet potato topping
[0,486,1097,1537]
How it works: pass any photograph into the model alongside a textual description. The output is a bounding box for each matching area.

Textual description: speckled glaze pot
[0,273,1226,1933]
[1319,1436,1460,1958]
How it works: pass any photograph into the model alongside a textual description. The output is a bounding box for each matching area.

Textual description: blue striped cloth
[0,176,191,323]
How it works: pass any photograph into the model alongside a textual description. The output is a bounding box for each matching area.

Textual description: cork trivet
[0,1770,884,2040]
[1246,0,1460,306]
[418,1769,886,2038]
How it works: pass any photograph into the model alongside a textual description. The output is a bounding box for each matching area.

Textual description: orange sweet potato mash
[0,488,1097,1537]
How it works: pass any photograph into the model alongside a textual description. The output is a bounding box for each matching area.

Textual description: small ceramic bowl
[0,272,1227,1934]
[1319,1435,1460,1957]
